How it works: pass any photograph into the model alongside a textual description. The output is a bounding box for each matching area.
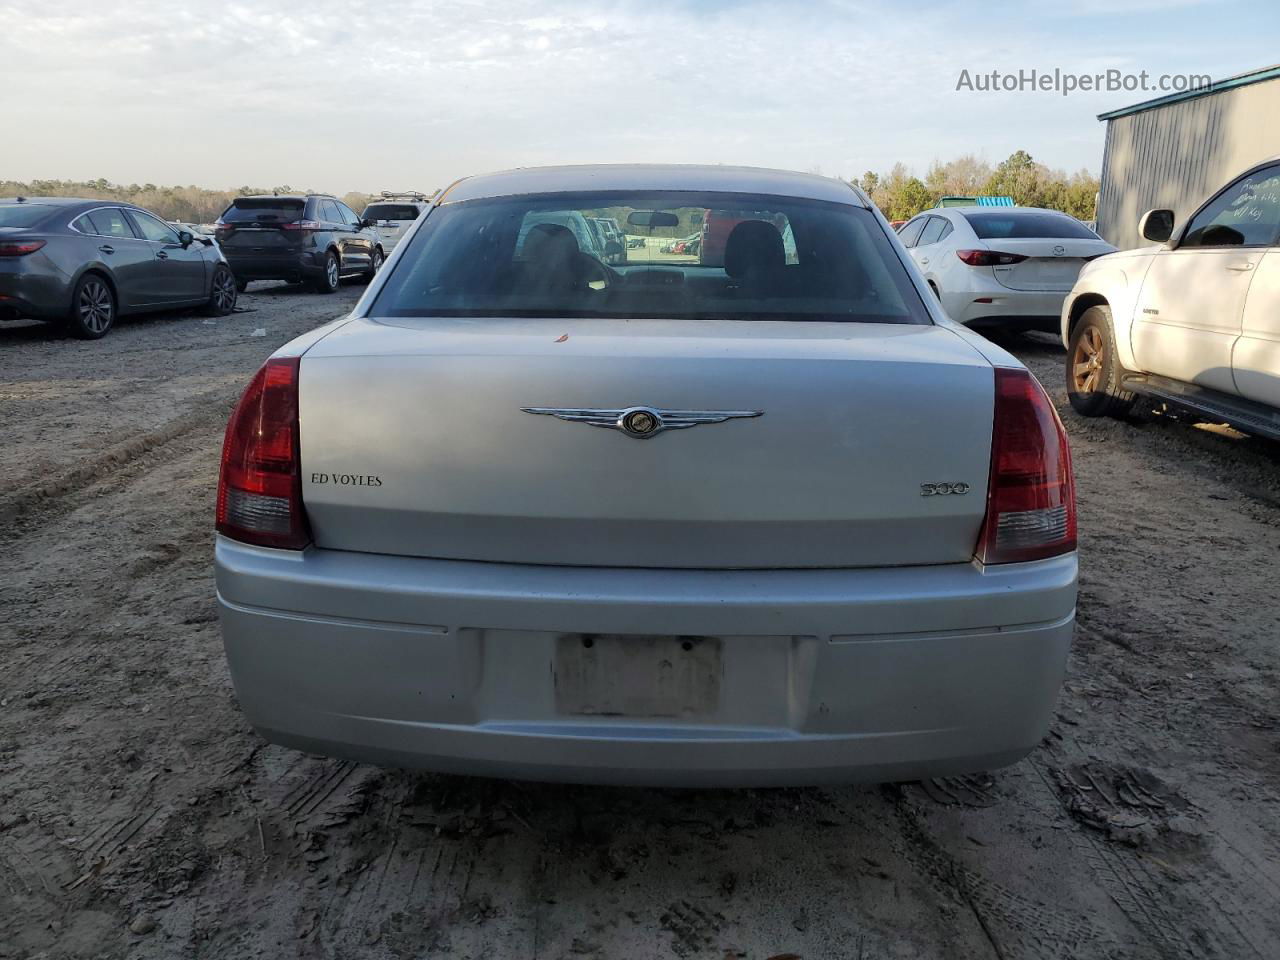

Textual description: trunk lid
[298,318,995,569]
[984,238,1114,292]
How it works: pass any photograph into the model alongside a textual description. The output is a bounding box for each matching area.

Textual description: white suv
[1061,158,1280,440]
[361,192,432,253]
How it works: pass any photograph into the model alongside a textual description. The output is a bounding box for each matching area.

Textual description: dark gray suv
[215,195,383,294]
[0,197,238,339]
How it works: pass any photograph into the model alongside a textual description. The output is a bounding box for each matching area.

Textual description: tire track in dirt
[0,390,234,534]
[0,434,221,697]
[877,782,1129,960]
[1031,745,1276,960]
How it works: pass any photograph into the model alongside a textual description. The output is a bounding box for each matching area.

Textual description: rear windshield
[962,211,1099,240]
[221,199,306,223]
[371,190,929,325]
[0,204,56,228]
[364,203,421,221]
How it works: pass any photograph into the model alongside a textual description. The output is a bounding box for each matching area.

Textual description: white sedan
[214,165,1077,787]
[1061,158,1280,439]
[899,206,1115,332]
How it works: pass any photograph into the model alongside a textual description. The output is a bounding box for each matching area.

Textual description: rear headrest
[724,220,785,278]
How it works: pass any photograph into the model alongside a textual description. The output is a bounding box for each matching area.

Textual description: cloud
[0,0,1275,192]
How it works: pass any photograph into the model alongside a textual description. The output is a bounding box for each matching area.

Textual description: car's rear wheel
[314,251,340,294]
[68,274,116,339]
[363,247,383,283]
[203,266,238,316]
[1066,305,1134,417]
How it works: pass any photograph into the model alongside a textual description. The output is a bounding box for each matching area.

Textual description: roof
[936,195,1014,207]
[438,164,866,206]
[235,194,326,201]
[1098,62,1280,121]
[933,205,1076,216]
[0,197,101,206]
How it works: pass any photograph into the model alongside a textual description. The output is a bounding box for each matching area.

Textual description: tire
[1066,305,1135,417]
[313,251,340,294]
[67,273,116,339]
[362,247,384,283]
[203,266,238,316]
[235,278,249,294]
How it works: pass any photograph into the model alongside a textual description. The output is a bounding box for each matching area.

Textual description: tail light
[281,220,324,231]
[216,357,310,550]
[975,367,1076,565]
[0,239,46,257]
[957,249,1028,266]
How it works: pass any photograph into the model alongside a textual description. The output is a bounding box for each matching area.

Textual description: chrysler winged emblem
[521,405,763,439]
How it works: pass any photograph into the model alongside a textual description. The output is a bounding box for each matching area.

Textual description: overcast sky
[3,0,1277,194]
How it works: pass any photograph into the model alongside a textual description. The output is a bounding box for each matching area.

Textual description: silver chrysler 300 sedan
[215,165,1077,787]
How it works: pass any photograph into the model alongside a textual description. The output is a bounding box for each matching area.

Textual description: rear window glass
[0,205,55,228]
[221,199,306,223]
[372,190,930,325]
[962,211,1099,240]
[364,204,422,221]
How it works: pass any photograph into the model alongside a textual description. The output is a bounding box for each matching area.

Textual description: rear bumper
[0,269,67,320]
[216,538,1076,786]
[943,286,1071,328]
[222,251,324,282]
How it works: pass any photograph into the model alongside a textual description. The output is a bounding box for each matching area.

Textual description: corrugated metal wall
[1097,78,1280,249]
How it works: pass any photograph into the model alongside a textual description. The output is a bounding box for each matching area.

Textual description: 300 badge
[920,482,970,496]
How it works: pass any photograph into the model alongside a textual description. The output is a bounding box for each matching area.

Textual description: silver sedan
[215,164,1077,786]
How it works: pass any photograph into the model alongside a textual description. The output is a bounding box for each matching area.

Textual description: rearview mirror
[177,229,194,247]
[1138,209,1174,244]
[627,211,680,228]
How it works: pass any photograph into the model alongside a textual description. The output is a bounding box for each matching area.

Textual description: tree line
[0,178,379,224]
[4,152,1097,226]
[856,150,1100,222]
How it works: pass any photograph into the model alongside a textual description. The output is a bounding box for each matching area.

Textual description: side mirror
[360,219,375,230]
[177,229,194,247]
[1138,209,1175,244]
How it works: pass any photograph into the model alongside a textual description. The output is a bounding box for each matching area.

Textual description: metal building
[1096,64,1280,250]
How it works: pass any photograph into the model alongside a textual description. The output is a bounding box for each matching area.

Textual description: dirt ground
[1,289,1278,960]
